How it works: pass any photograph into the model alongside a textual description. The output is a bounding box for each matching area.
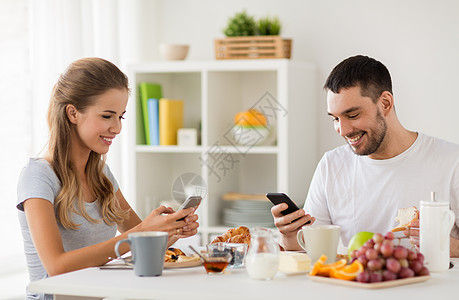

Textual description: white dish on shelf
[159,43,189,60]
[232,126,270,147]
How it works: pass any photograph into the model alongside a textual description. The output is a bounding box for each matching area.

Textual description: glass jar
[245,227,279,280]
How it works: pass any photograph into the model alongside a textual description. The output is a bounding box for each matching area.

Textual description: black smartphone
[176,195,202,221]
[266,192,311,224]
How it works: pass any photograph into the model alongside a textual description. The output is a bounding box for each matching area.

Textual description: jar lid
[420,200,450,206]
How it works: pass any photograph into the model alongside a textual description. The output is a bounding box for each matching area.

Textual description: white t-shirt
[304,133,459,245]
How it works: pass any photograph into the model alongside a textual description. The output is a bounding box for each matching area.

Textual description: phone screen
[266,193,311,224]
[177,196,202,221]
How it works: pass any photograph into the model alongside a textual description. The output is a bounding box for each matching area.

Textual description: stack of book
[222,193,275,228]
[139,82,184,145]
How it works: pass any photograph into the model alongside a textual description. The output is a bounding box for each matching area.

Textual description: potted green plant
[257,16,281,36]
[215,10,291,60]
[223,10,257,37]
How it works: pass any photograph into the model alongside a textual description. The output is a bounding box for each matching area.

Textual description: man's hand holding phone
[268,193,315,251]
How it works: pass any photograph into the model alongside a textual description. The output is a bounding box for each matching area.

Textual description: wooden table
[28,258,458,300]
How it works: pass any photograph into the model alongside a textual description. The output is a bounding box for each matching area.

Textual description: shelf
[135,145,278,154]
[135,145,203,153]
[123,60,317,245]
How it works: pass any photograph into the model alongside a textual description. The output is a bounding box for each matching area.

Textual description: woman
[17,57,199,300]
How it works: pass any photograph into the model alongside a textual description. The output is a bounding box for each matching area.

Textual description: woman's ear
[379,91,394,116]
[66,104,78,124]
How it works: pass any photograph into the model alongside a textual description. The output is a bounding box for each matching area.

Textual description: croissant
[211,226,251,246]
[228,233,250,244]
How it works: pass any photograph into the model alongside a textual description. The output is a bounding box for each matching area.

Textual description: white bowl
[232,126,270,146]
[159,44,189,60]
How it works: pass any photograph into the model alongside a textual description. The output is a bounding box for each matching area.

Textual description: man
[272,55,459,256]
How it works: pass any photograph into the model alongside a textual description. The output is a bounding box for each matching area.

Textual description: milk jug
[420,195,455,272]
[245,228,279,280]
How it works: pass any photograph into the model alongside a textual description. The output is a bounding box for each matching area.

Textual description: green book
[138,83,162,145]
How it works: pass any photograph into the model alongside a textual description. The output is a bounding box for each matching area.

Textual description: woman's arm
[24,198,128,276]
[115,189,142,233]
[114,189,199,246]
[24,192,199,276]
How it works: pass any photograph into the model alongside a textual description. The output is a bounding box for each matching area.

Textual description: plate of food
[308,274,430,289]
[164,247,202,269]
[100,247,201,270]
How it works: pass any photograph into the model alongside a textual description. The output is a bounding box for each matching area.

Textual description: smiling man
[272,55,459,256]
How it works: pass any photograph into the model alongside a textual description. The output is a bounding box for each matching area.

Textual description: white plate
[279,269,311,276]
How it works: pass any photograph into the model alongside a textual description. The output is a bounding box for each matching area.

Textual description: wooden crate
[214,36,292,60]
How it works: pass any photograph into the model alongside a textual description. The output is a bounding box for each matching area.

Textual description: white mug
[420,201,455,272]
[297,225,340,263]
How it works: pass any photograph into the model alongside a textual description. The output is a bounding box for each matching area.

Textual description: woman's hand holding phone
[176,196,202,221]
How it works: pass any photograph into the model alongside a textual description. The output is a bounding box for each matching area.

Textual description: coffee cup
[114,231,168,276]
[297,225,340,263]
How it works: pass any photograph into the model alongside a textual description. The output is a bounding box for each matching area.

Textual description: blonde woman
[17,57,199,300]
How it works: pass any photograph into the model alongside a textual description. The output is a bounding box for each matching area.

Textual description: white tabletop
[29,258,459,300]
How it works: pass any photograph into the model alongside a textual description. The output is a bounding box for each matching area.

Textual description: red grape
[358,246,369,257]
[399,258,409,268]
[374,242,382,252]
[357,271,371,283]
[351,249,359,259]
[416,252,425,265]
[380,243,393,257]
[399,267,415,278]
[386,258,401,273]
[393,246,408,259]
[370,272,383,282]
[385,232,395,240]
[382,270,397,281]
[364,239,375,248]
[417,266,430,276]
[382,239,393,246]
[373,233,384,243]
[351,231,429,283]
[407,250,417,261]
[365,248,378,260]
[409,260,423,274]
[367,259,382,271]
[358,255,369,266]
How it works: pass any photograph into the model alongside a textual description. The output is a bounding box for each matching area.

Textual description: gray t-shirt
[17,158,119,300]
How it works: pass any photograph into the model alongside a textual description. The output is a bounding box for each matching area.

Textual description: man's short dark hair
[324,55,393,103]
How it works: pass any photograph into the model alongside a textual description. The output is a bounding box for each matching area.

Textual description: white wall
[141,0,459,157]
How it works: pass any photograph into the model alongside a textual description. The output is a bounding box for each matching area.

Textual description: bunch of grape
[349,231,429,283]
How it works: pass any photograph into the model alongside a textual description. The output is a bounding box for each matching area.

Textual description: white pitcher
[420,200,455,272]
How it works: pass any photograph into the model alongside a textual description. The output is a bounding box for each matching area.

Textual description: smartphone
[176,195,202,221]
[266,192,311,224]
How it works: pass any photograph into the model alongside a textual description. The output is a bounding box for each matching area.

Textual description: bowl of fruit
[309,231,430,287]
[232,108,270,146]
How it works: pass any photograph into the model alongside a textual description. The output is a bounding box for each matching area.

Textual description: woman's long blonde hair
[47,57,129,229]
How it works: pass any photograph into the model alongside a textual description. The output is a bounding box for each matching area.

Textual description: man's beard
[348,110,387,156]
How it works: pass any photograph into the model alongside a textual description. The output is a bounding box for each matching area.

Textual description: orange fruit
[315,259,347,277]
[309,255,328,276]
[329,260,364,281]
[234,109,267,127]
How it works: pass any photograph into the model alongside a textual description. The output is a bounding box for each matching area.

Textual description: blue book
[147,98,159,145]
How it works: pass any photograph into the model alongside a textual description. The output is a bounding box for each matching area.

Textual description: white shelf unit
[123,59,318,245]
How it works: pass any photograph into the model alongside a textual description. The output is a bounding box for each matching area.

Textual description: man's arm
[271,204,315,251]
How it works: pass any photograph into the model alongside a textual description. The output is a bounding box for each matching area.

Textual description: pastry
[211,226,251,246]
[391,206,419,232]
[164,247,187,262]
